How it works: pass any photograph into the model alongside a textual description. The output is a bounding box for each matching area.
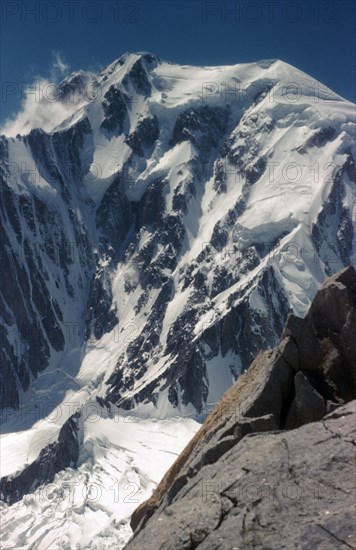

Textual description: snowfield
[0,402,199,549]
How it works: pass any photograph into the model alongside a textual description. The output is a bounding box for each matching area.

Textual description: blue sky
[1,0,355,125]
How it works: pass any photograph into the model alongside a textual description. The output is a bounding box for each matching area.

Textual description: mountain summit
[0,53,355,549]
[1,53,355,415]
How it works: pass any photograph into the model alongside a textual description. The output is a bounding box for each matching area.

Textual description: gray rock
[285,371,326,429]
[239,349,294,424]
[278,336,299,371]
[199,414,279,470]
[326,400,341,414]
[126,401,356,550]
[281,313,322,371]
[294,371,326,421]
[307,266,356,400]
[307,266,356,338]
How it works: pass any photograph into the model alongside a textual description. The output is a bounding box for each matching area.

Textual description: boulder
[307,266,356,400]
[285,371,326,428]
[281,314,322,371]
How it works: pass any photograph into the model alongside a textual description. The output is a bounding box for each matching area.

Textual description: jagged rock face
[127,267,356,547]
[0,128,94,409]
[0,410,82,504]
[1,53,355,415]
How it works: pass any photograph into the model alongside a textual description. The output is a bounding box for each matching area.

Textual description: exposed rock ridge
[0,409,83,504]
[127,266,356,548]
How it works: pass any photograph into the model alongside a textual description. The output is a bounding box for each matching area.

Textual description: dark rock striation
[0,411,82,505]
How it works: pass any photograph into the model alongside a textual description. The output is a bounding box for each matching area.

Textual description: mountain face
[126,266,356,550]
[1,52,355,418]
[1,53,356,411]
[0,52,355,549]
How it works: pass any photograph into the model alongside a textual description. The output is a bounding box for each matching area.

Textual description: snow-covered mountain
[0,52,355,548]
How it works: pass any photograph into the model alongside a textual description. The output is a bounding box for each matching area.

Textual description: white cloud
[1,79,78,137]
[51,51,71,80]
[0,53,88,137]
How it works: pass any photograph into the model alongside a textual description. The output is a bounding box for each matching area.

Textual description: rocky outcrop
[126,267,356,548]
[127,401,356,550]
[0,411,82,505]
[0,120,95,410]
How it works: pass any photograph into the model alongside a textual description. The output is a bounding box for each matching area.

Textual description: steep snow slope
[0,53,355,546]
